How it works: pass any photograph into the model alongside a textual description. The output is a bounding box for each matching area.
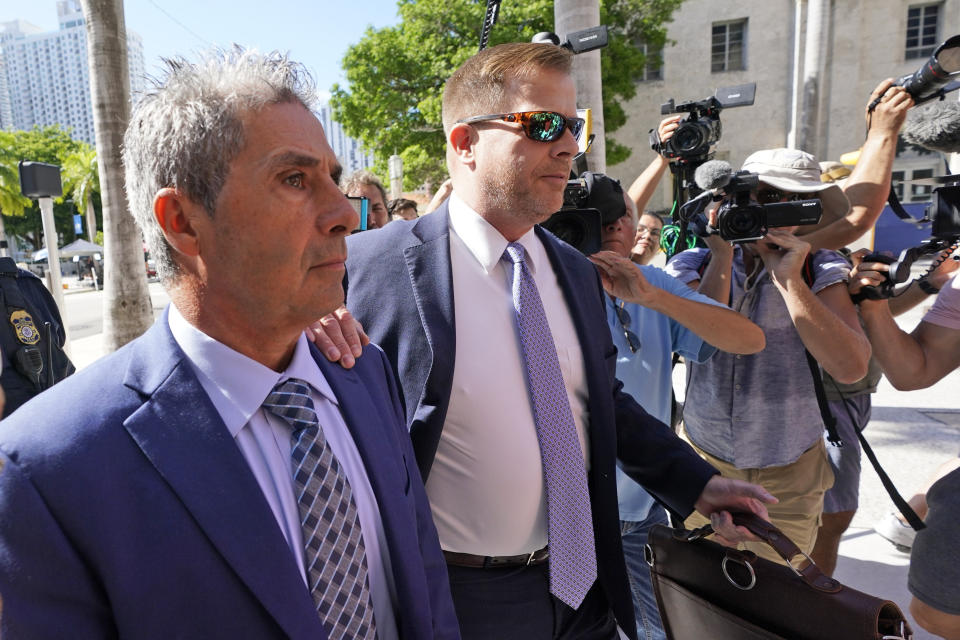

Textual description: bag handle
[693,513,843,593]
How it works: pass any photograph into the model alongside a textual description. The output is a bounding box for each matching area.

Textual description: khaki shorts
[682,431,835,566]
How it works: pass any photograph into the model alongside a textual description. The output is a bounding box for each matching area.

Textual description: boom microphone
[902,100,960,154]
[694,160,735,191]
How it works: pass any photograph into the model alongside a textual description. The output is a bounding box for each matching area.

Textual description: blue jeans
[620,508,668,640]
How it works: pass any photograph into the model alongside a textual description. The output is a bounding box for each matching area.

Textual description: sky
[0,0,403,99]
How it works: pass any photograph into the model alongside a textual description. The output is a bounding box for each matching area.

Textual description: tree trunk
[80,0,153,351]
[85,193,97,243]
[554,0,605,173]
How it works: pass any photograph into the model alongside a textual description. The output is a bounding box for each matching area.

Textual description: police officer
[0,257,74,418]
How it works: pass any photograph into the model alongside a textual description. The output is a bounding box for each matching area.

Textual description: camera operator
[664,148,871,566]
[851,257,960,639]
[796,79,913,251]
[585,173,765,640]
[810,246,958,577]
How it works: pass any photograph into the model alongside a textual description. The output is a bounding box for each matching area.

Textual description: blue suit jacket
[344,203,718,639]
[0,313,459,640]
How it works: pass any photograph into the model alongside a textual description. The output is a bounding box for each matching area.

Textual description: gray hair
[340,169,387,206]
[123,47,317,281]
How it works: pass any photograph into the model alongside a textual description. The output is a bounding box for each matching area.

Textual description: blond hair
[441,43,573,133]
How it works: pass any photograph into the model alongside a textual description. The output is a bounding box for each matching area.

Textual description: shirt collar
[448,191,543,275]
[168,304,339,438]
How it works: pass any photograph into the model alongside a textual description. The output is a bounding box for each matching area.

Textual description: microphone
[902,100,960,154]
[694,160,735,191]
[678,160,735,227]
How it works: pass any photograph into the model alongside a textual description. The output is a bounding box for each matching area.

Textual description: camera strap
[885,185,930,227]
[826,377,926,531]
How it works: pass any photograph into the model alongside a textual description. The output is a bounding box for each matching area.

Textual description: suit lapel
[122,319,324,639]
[403,205,456,380]
[537,227,605,362]
[400,207,458,477]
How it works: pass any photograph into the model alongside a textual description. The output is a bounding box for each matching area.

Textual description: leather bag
[645,513,913,639]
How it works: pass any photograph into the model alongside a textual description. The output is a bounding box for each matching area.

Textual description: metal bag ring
[644,543,655,567]
[721,555,757,590]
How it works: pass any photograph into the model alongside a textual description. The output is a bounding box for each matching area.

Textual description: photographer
[810,246,958,576]
[664,148,871,565]
[585,173,765,640]
[851,258,960,639]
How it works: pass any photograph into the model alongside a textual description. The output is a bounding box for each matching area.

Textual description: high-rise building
[318,102,376,175]
[0,0,146,146]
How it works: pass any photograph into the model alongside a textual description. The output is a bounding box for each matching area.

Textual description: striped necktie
[263,378,377,639]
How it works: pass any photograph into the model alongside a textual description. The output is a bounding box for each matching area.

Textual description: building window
[640,43,663,82]
[905,3,940,60]
[712,19,747,72]
[910,168,934,201]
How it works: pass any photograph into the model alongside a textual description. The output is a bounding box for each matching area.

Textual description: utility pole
[554,0,605,173]
[797,0,828,156]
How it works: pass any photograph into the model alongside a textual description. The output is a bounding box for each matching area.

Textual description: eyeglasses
[636,224,662,239]
[755,188,810,205]
[614,300,642,354]
[457,111,585,143]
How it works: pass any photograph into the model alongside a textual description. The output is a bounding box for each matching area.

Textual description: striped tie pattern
[263,378,377,639]
[502,242,597,609]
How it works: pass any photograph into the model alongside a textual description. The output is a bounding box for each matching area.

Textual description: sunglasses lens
[615,306,631,325]
[568,118,584,142]
[625,330,641,353]
[527,112,565,142]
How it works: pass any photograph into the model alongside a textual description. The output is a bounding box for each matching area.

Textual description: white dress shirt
[167,306,398,639]
[424,193,591,556]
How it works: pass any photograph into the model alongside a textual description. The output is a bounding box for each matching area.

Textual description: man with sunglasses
[584,173,764,640]
[664,147,871,566]
[327,42,776,640]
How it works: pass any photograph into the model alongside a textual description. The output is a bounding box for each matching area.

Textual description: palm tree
[61,145,100,244]
[0,157,32,258]
[80,0,153,351]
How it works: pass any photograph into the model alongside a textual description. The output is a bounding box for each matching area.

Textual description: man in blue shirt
[587,174,765,640]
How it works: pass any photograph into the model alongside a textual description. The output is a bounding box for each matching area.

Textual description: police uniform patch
[10,309,40,345]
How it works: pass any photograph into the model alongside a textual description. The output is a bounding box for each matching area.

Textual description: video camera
[854,179,960,301]
[651,83,756,164]
[541,172,625,255]
[711,171,823,243]
[677,161,823,244]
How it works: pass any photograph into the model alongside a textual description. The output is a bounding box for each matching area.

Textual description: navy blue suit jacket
[0,312,459,639]
[344,203,718,639]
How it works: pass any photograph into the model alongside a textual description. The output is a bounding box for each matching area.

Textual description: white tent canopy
[32,238,104,262]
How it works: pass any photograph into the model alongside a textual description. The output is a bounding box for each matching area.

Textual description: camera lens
[550,219,588,247]
[718,202,764,241]
[673,123,706,153]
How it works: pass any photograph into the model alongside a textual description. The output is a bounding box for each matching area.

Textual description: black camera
[651,83,756,163]
[541,172,625,255]
[853,179,960,301]
[711,171,822,243]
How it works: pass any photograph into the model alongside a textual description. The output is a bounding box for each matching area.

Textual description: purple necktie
[502,242,597,609]
[263,378,377,639]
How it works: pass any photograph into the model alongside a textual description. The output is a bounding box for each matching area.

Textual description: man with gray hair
[0,48,458,639]
[343,169,390,229]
